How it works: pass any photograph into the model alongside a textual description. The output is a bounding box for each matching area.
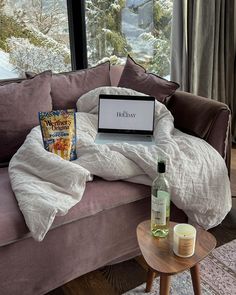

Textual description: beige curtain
[171,0,236,142]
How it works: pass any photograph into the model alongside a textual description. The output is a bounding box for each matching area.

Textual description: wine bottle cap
[158,161,165,173]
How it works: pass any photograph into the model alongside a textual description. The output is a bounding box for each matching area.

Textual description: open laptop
[95,94,155,145]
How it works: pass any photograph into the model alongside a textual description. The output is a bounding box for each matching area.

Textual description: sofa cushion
[50,61,111,110]
[52,177,150,229]
[0,167,150,246]
[0,168,29,246]
[118,55,179,102]
[0,71,52,163]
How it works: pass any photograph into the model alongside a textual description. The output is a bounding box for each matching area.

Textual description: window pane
[0,0,71,79]
[85,0,173,78]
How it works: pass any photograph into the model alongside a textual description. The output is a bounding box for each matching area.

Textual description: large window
[0,0,173,80]
[0,0,71,79]
[85,0,173,78]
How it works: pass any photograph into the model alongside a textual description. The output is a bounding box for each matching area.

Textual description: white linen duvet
[9,87,232,241]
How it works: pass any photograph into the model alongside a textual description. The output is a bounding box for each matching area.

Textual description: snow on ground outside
[0,50,19,79]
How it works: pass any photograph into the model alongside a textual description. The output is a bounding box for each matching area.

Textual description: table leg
[160,274,171,295]
[190,263,201,295]
[145,268,156,292]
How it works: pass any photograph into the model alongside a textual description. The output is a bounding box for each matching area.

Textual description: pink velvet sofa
[0,61,231,295]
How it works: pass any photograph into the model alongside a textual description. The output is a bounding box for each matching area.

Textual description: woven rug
[124,239,236,295]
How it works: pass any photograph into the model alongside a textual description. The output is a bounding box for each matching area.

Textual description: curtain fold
[171,0,235,142]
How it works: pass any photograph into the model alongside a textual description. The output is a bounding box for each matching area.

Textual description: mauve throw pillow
[51,61,111,110]
[0,71,52,163]
[118,55,179,102]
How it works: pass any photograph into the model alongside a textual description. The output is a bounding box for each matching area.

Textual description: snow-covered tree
[142,0,173,77]
[0,0,70,76]
[7,36,70,74]
[86,0,130,66]
[0,0,5,11]
[20,0,65,35]
[86,0,173,76]
[140,32,170,77]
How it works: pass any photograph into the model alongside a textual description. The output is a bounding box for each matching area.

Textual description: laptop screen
[98,94,155,134]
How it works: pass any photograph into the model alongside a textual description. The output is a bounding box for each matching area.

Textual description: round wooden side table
[136,220,216,295]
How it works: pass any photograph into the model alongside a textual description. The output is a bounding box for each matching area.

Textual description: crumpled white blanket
[9,87,232,241]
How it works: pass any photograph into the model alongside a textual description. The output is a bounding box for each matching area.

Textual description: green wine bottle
[151,160,170,237]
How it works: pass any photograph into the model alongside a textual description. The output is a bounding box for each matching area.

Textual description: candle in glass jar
[173,224,196,258]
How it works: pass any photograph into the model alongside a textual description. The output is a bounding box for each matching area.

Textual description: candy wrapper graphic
[39,109,77,161]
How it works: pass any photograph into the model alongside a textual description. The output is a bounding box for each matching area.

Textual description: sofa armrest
[166,91,231,173]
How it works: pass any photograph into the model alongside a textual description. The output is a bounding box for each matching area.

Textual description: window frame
[67,0,88,70]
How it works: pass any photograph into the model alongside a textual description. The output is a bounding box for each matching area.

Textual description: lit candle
[173,224,196,258]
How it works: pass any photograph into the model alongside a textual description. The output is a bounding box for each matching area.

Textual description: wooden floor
[48,147,236,295]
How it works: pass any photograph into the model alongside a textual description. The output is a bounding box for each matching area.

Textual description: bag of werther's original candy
[39,109,77,161]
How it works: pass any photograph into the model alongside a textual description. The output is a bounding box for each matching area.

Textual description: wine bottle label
[152,191,168,225]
